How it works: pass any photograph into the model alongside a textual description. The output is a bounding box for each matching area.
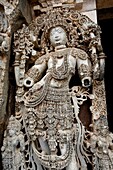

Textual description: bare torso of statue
[22,26,92,170]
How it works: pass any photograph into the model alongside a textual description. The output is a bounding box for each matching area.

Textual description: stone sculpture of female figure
[91,124,113,170]
[23,26,92,170]
[1,116,25,170]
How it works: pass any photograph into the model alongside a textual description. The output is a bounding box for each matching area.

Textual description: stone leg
[38,137,50,154]
[66,149,79,170]
[60,143,79,170]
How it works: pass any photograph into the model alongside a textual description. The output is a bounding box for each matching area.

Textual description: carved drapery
[0,1,113,170]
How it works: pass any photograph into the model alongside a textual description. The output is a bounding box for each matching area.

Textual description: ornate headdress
[7,115,21,132]
[26,8,100,54]
[13,4,101,62]
[94,115,109,133]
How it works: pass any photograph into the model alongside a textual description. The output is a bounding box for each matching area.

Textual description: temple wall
[0,0,113,170]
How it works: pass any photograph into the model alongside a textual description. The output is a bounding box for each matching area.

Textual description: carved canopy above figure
[1,1,113,170]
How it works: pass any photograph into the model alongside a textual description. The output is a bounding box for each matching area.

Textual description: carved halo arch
[26,8,101,56]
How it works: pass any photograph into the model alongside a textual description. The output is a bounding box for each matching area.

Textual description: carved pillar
[0,3,10,144]
[80,0,97,23]
[0,3,11,169]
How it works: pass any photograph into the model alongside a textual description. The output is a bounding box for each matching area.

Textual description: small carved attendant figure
[1,116,25,170]
[23,26,92,170]
[91,125,113,170]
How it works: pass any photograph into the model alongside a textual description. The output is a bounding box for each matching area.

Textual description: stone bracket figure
[1,116,26,170]
[1,5,109,170]
[22,26,92,170]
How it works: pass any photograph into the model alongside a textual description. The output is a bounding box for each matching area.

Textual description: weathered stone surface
[0,1,113,170]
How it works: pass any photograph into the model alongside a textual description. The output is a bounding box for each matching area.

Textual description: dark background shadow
[98,18,113,132]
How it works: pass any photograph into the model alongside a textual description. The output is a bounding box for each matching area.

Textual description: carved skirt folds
[25,86,75,169]
[25,86,74,142]
[36,86,74,132]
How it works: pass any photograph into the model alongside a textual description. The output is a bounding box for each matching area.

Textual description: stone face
[0,0,113,170]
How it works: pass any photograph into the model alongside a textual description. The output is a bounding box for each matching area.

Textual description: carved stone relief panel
[0,1,112,170]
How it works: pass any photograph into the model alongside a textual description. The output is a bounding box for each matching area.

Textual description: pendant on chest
[52,53,69,80]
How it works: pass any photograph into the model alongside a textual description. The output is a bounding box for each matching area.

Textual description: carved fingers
[29,82,44,93]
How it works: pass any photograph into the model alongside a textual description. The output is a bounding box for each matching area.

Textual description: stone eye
[58,29,62,33]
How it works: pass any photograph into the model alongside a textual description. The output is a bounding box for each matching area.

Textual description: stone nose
[54,33,60,39]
